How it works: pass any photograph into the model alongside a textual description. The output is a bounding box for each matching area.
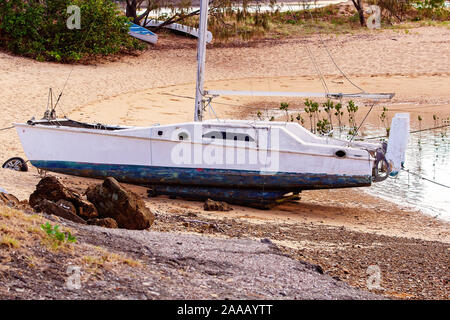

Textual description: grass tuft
[0,235,20,248]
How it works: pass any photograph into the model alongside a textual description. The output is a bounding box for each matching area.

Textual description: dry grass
[86,246,143,268]
[0,205,45,244]
[0,204,142,275]
[0,205,75,251]
[0,235,20,248]
[0,203,146,298]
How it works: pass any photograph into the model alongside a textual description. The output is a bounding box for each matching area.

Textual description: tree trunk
[351,0,366,27]
[126,0,138,23]
[126,0,153,25]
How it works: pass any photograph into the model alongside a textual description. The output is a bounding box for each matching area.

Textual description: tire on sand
[2,157,28,172]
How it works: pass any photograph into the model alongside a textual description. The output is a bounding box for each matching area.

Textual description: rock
[87,218,118,229]
[85,177,154,230]
[260,238,273,244]
[16,200,33,212]
[56,199,77,215]
[315,265,324,275]
[35,199,86,224]
[203,198,233,212]
[29,176,97,219]
[0,192,19,206]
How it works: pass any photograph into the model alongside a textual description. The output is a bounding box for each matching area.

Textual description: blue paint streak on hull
[31,160,372,191]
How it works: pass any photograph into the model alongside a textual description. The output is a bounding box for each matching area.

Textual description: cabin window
[158,130,163,136]
[202,131,254,142]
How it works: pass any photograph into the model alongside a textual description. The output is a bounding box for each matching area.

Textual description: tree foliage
[124,0,273,41]
[367,0,448,23]
[0,0,144,62]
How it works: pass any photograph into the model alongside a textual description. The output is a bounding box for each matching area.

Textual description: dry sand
[0,26,449,298]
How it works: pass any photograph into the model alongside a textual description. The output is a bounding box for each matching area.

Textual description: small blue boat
[128,22,158,44]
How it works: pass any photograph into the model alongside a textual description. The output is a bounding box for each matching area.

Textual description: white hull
[15,119,379,191]
[143,20,213,43]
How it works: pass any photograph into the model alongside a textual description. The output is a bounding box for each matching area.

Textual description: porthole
[335,150,346,158]
[178,132,189,141]
[158,130,163,136]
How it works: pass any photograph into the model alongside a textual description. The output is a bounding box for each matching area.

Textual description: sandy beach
[1,25,449,299]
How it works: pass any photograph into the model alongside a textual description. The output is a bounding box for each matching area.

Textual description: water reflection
[360,125,450,221]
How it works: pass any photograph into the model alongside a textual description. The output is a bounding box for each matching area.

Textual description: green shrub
[414,0,449,20]
[0,0,145,62]
[369,0,449,22]
[41,222,76,249]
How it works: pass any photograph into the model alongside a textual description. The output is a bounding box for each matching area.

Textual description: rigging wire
[0,126,14,132]
[304,43,329,94]
[52,23,95,117]
[307,10,365,94]
[349,103,375,142]
[364,124,450,140]
[205,97,221,122]
[401,168,450,189]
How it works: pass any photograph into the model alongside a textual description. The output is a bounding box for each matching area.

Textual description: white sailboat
[14,0,409,207]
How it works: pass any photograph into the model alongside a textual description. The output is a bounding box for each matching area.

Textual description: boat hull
[30,160,372,191]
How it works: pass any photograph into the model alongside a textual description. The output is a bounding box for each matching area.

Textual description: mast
[194,0,209,122]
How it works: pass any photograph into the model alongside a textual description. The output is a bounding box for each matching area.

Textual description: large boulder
[35,199,86,224]
[29,176,97,219]
[85,177,154,230]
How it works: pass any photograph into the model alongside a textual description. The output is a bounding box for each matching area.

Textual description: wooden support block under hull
[147,185,301,209]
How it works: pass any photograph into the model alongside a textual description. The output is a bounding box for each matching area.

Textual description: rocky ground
[152,208,449,299]
[1,171,449,300]
[1,172,448,299]
[0,202,382,300]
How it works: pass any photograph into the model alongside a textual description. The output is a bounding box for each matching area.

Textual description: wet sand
[0,26,449,299]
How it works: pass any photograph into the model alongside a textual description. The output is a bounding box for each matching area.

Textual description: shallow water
[360,125,450,221]
[141,1,345,17]
[244,112,450,220]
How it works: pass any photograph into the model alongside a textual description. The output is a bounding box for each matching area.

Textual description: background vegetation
[141,0,449,42]
[0,0,448,62]
[0,0,144,62]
